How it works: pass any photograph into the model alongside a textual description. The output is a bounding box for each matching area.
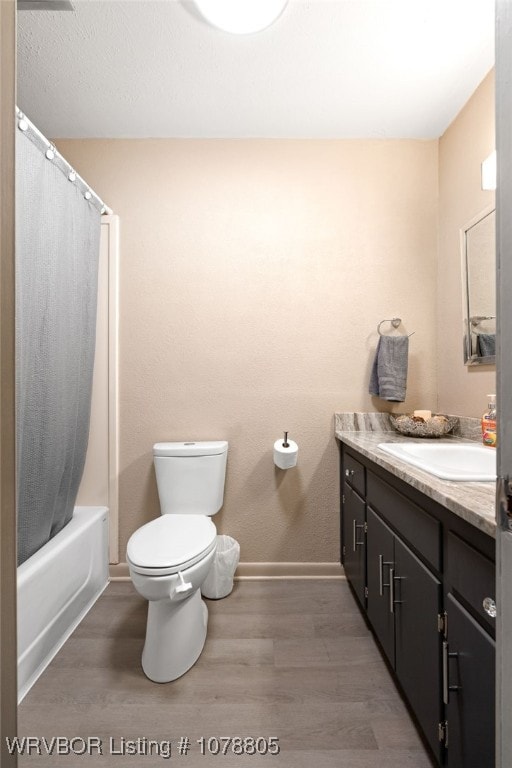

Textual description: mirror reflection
[462,207,496,365]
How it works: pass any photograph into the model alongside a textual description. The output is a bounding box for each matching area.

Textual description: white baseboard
[109,561,345,581]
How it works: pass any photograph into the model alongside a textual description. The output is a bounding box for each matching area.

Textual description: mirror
[462,207,496,365]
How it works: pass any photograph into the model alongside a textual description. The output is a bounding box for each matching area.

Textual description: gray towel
[369,335,409,402]
[477,333,496,357]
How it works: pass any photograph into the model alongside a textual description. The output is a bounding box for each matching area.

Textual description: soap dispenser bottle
[482,394,497,448]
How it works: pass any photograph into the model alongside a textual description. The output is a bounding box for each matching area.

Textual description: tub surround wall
[438,70,496,417]
[56,139,438,565]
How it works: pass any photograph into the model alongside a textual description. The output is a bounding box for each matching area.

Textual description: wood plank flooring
[18,580,434,767]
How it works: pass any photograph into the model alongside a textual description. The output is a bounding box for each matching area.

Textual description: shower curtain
[16,121,101,565]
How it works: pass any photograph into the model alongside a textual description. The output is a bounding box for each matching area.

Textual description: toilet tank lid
[153,440,228,457]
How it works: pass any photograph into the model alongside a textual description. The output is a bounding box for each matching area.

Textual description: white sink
[378,442,496,482]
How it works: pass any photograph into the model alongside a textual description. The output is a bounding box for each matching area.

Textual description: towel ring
[377,317,415,337]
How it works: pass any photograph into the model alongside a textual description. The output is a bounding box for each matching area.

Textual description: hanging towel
[477,333,496,357]
[369,335,409,402]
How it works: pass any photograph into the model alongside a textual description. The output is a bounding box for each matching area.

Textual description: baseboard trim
[109,563,130,580]
[109,561,345,581]
[235,562,345,580]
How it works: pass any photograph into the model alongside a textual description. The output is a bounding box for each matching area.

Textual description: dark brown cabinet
[340,442,496,768]
[342,483,366,607]
[393,535,442,762]
[366,507,394,664]
[367,505,443,762]
[443,530,496,768]
[443,594,495,768]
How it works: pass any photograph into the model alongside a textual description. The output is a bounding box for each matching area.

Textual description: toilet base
[141,589,208,683]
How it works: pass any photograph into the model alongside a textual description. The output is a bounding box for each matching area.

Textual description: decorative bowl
[390,413,458,439]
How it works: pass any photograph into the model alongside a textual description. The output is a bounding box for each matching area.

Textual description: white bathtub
[17,505,109,702]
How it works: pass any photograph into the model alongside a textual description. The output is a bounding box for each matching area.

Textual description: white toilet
[126,440,228,683]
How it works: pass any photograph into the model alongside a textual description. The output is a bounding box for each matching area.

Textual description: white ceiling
[16,0,495,139]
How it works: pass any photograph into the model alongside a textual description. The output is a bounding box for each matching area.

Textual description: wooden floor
[18,580,434,767]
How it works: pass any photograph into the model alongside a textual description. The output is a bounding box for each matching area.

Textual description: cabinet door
[445,594,495,768]
[366,506,395,665]
[394,538,442,763]
[342,484,366,607]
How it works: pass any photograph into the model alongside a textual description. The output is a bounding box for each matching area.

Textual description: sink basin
[378,442,496,482]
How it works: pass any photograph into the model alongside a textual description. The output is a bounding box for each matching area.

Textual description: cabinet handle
[352,519,365,551]
[378,554,393,596]
[389,568,403,613]
[442,640,449,704]
[345,468,355,477]
[442,640,460,704]
[483,597,497,618]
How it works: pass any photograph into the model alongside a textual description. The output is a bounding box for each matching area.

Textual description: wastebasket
[201,535,240,599]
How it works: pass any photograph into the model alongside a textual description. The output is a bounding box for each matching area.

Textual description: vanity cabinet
[443,594,495,768]
[444,531,496,768]
[365,499,443,762]
[393,534,442,761]
[366,508,394,663]
[340,443,496,768]
[342,455,366,607]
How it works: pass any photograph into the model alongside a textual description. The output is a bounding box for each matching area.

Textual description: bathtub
[17,505,109,702]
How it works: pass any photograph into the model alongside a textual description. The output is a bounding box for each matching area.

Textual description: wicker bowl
[390,414,458,438]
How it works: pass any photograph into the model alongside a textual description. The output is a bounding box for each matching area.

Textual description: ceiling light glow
[194,0,288,34]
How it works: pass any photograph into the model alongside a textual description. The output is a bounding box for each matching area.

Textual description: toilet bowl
[126,441,228,682]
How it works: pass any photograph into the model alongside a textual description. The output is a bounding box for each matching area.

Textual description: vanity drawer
[446,531,495,632]
[367,472,441,571]
[343,453,366,497]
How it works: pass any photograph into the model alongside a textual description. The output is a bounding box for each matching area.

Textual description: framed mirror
[461,206,496,365]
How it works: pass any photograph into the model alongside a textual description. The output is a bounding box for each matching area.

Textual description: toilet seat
[127,514,217,577]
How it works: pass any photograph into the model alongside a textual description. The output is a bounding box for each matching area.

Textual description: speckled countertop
[334,413,496,538]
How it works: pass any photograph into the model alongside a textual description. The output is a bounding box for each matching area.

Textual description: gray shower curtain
[16,123,101,565]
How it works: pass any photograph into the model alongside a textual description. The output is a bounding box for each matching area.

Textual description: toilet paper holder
[274,432,298,470]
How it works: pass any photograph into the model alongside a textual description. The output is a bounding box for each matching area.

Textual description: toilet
[126,440,228,683]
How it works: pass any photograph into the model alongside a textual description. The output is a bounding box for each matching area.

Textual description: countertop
[335,418,496,539]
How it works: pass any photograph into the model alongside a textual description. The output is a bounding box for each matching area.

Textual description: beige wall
[57,139,438,563]
[438,70,495,417]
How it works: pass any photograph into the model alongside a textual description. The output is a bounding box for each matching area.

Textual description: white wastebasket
[201,535,240,599]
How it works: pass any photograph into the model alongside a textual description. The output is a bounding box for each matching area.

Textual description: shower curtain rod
[15,107,113,215]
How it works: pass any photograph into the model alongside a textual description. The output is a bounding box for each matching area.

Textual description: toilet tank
[153,441,228,516]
